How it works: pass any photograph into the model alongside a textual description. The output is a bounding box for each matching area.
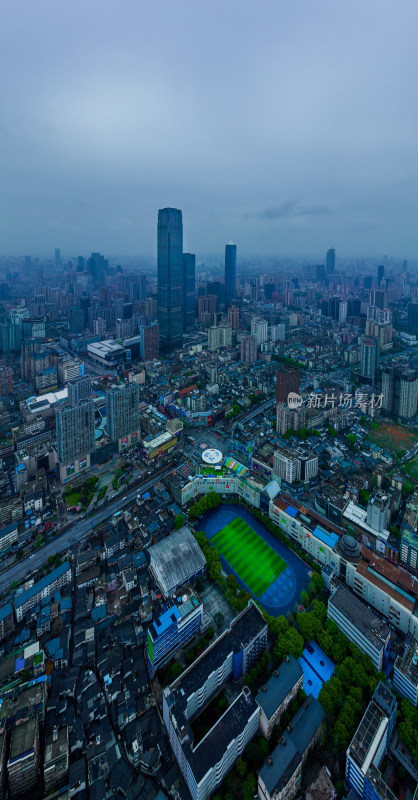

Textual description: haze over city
[1,0,418,257]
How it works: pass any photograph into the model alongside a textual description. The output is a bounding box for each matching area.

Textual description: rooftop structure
[346,683,397,800]
[394,636,418,706]
[258,694,325,800]
[328,584,390,670]
[148,527,206,598]
[146,589,202,675]
[256,655,303,739]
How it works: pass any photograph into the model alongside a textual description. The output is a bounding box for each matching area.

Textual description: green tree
[297,611,321,642]
[300,590,309,606]
[174,513,185,530]
[235,758,247,779]
[311,573,324,593]
[312,599,327,622]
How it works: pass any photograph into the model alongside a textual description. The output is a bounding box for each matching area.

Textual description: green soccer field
[211,517,287,597]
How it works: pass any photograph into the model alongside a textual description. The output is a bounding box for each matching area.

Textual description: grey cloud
[0,0,417,257]
[259,203,331,221]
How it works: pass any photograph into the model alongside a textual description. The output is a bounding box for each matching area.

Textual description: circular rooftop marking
[202,448,223,465]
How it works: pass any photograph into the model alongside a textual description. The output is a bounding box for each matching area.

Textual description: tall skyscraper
[106,383,141,451]
[382,366,418,420]
[360,337,380,383]
[225,243,237,307]
[67,376,92,406]
[276,367,300,403]
[316,264,326,282]
[55,400,95,481]
[157,208,184,349]
[228,305,240,330]
[88,252,108,282]
[377,264,385,285]
[54,248,61,268]
[140,323,159,360]
[240,334,257,364]
[326,248,335,275]
[183,252,196,332]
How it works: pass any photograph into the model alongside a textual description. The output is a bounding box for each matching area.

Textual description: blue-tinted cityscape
[0,3,418,800]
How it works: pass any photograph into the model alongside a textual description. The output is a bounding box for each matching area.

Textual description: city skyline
[1,1,418,257]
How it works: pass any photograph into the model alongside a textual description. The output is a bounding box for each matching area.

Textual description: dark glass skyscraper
[225,243,237,307]
[183,253,195,332]
[326,248,335,275]
[158,208,184,349]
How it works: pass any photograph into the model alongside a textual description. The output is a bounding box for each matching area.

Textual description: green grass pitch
[211,517,287,597]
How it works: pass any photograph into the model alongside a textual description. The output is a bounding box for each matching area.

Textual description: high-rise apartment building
[273,447,318,484]
[228,305,239,329]
[67,376,92,406]
[55,400,95,481]
[183,252,196,332]
[382,366,418,420]
[0,366,13,396]
[240,334,257,363]
[360,337,380,383]
[370,288,387,309]
[157,207,184,349]
[207,324,232,351]
[225,243,237,307]
[140,322,159,360]
[106,383,141,451]
[276,366,300,404]
[198,294,218,322]
[326,248,335,275]
[251,317,268,345]
[339,301,348,323]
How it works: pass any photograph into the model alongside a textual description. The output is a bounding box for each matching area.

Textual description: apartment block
[147,590,202,676]
[258,695,325,800]
[14,561,71,622]
[393,637,418,707]
[256,656,303,739]
[328,584,390,670]
[163,602,267,800]
[345,683,397,800]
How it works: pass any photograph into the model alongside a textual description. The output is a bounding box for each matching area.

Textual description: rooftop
[148,527,206,597]
[255,656,303,719]
[259,695,325,795]
[14,561,71,609]
[329,585,390,650]
[190,688,258,783]
[169,602,267,701]
[395,637,418,687]
[9,717,37,763]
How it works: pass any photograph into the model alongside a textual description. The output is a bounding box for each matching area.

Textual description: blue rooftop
[14,561,71,609]
[285,505,298,518]
[152,605,181,637]
[312,526,339,549]
[0,602,12,622]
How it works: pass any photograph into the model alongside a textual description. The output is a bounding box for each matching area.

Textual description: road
[3,463,176,590]
[223,397,276,431]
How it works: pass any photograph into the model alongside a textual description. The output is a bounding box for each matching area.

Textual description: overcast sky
[1,0,417,260]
